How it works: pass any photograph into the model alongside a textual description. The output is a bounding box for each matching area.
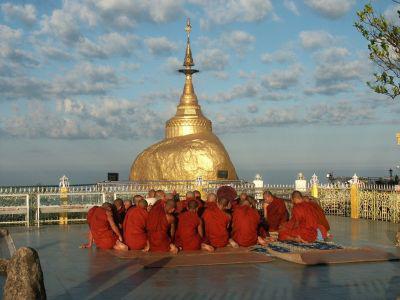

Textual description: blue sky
[0,0,399,185]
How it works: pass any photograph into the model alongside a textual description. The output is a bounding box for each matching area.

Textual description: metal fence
[0,180,400,226]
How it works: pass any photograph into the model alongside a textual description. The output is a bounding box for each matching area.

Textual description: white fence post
[102,193,106,203]
[36,194,41,227]
[26,194,30,227]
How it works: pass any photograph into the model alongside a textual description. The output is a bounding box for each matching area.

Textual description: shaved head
[188,200,198,210]
[133,195,143,205]
[165,199,176,214]
[155,190,165,200]
[206,193,217,203]
[166,199,176,208]
[186,191,194,200]
[193,190,201,199]
[102,202,113,211]
[124,199,132,210]
[148,189,156,198]
[165,193,174,201]
[114,198,123,209]
[291,190,303,204]
[217,197,229,209]
[138,199,148,209]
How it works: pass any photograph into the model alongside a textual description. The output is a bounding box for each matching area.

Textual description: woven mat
[252,241,400,265]
[109,247,273,268]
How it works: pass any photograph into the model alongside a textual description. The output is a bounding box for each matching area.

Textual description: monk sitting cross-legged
[278,191,322,243]
[146,199,179,254]
[303,196,330,232]
[232,197,268,247]
[202,194,238,249]
[263,191,289,233]
[175,200,213,252]
[81,203,127,250]
[302,196,330,240]
[123,199,149,251]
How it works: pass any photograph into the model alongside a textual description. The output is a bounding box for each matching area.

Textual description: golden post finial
[185,18,191,39]
[180,18,196,69]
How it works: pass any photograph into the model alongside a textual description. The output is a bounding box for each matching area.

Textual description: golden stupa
[129,19,238,181]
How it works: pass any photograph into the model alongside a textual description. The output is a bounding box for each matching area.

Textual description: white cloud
[40,45,73,61]
[1,3,37,25]
[78,33,139,59]
[221,30,255,56]
[0,25,22,42]
[262,64,302,90]
[145,36,177,56]
[1,97,170,139]
[193,0,274,24]
[204,82,261,103]
[304,0,355,20]
[284,0,299,16]
[197,48,229,71]
[314,47,350,62]
[261,49,296,64]
[163,57,181,71]
[384,4,400,26]
[306,51,370,96]
[299,30,335,49]
[304,82,353,96]
[91,0,183,26]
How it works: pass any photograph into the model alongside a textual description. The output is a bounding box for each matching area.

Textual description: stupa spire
[165,18,211,139]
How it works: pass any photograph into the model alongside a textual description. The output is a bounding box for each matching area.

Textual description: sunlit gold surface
[129,19,238,181]
[130,132,237,181]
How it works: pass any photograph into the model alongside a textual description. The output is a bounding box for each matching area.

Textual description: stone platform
[0,216,399,299]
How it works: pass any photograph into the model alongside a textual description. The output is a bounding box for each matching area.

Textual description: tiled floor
[0,216,399,299]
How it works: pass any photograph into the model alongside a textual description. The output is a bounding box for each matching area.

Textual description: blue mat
[251,241,343,254]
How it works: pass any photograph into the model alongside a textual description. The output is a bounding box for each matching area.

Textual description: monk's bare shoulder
[166,213,175,224]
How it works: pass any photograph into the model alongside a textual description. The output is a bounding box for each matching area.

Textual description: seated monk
[217,186,238,210]
[146,199,178,254]
[175,200,213,252]
[123,199,149,250]
[303,196,330,238]
[263,191,289,232]
[113,198,125,228]
[124,199,133,211]
[81,203,127,250]
[232,197,267,247]
[278,191,321,243]
[176,191,195,214]
[133,194,144,206]
[202,195,237,248]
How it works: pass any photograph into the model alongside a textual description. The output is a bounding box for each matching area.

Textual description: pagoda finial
[180,18,197,71]
[185,18,191,39]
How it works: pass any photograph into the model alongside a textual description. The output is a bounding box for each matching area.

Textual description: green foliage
[355,3,400,99]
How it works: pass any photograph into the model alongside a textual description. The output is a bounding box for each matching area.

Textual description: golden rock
[129,19,238,181]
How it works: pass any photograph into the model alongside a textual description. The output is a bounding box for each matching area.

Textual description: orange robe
[266,196,289,231]
[146,202,171,252]
[123,206,148,250]
[175,211,202,251]
[232,205,260,247]
[88,207,118,249]
[202,202,230,248]
[309,201,330,231]
[87,205,98,225]
[176,200,188,214]
[278,202,319,243]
